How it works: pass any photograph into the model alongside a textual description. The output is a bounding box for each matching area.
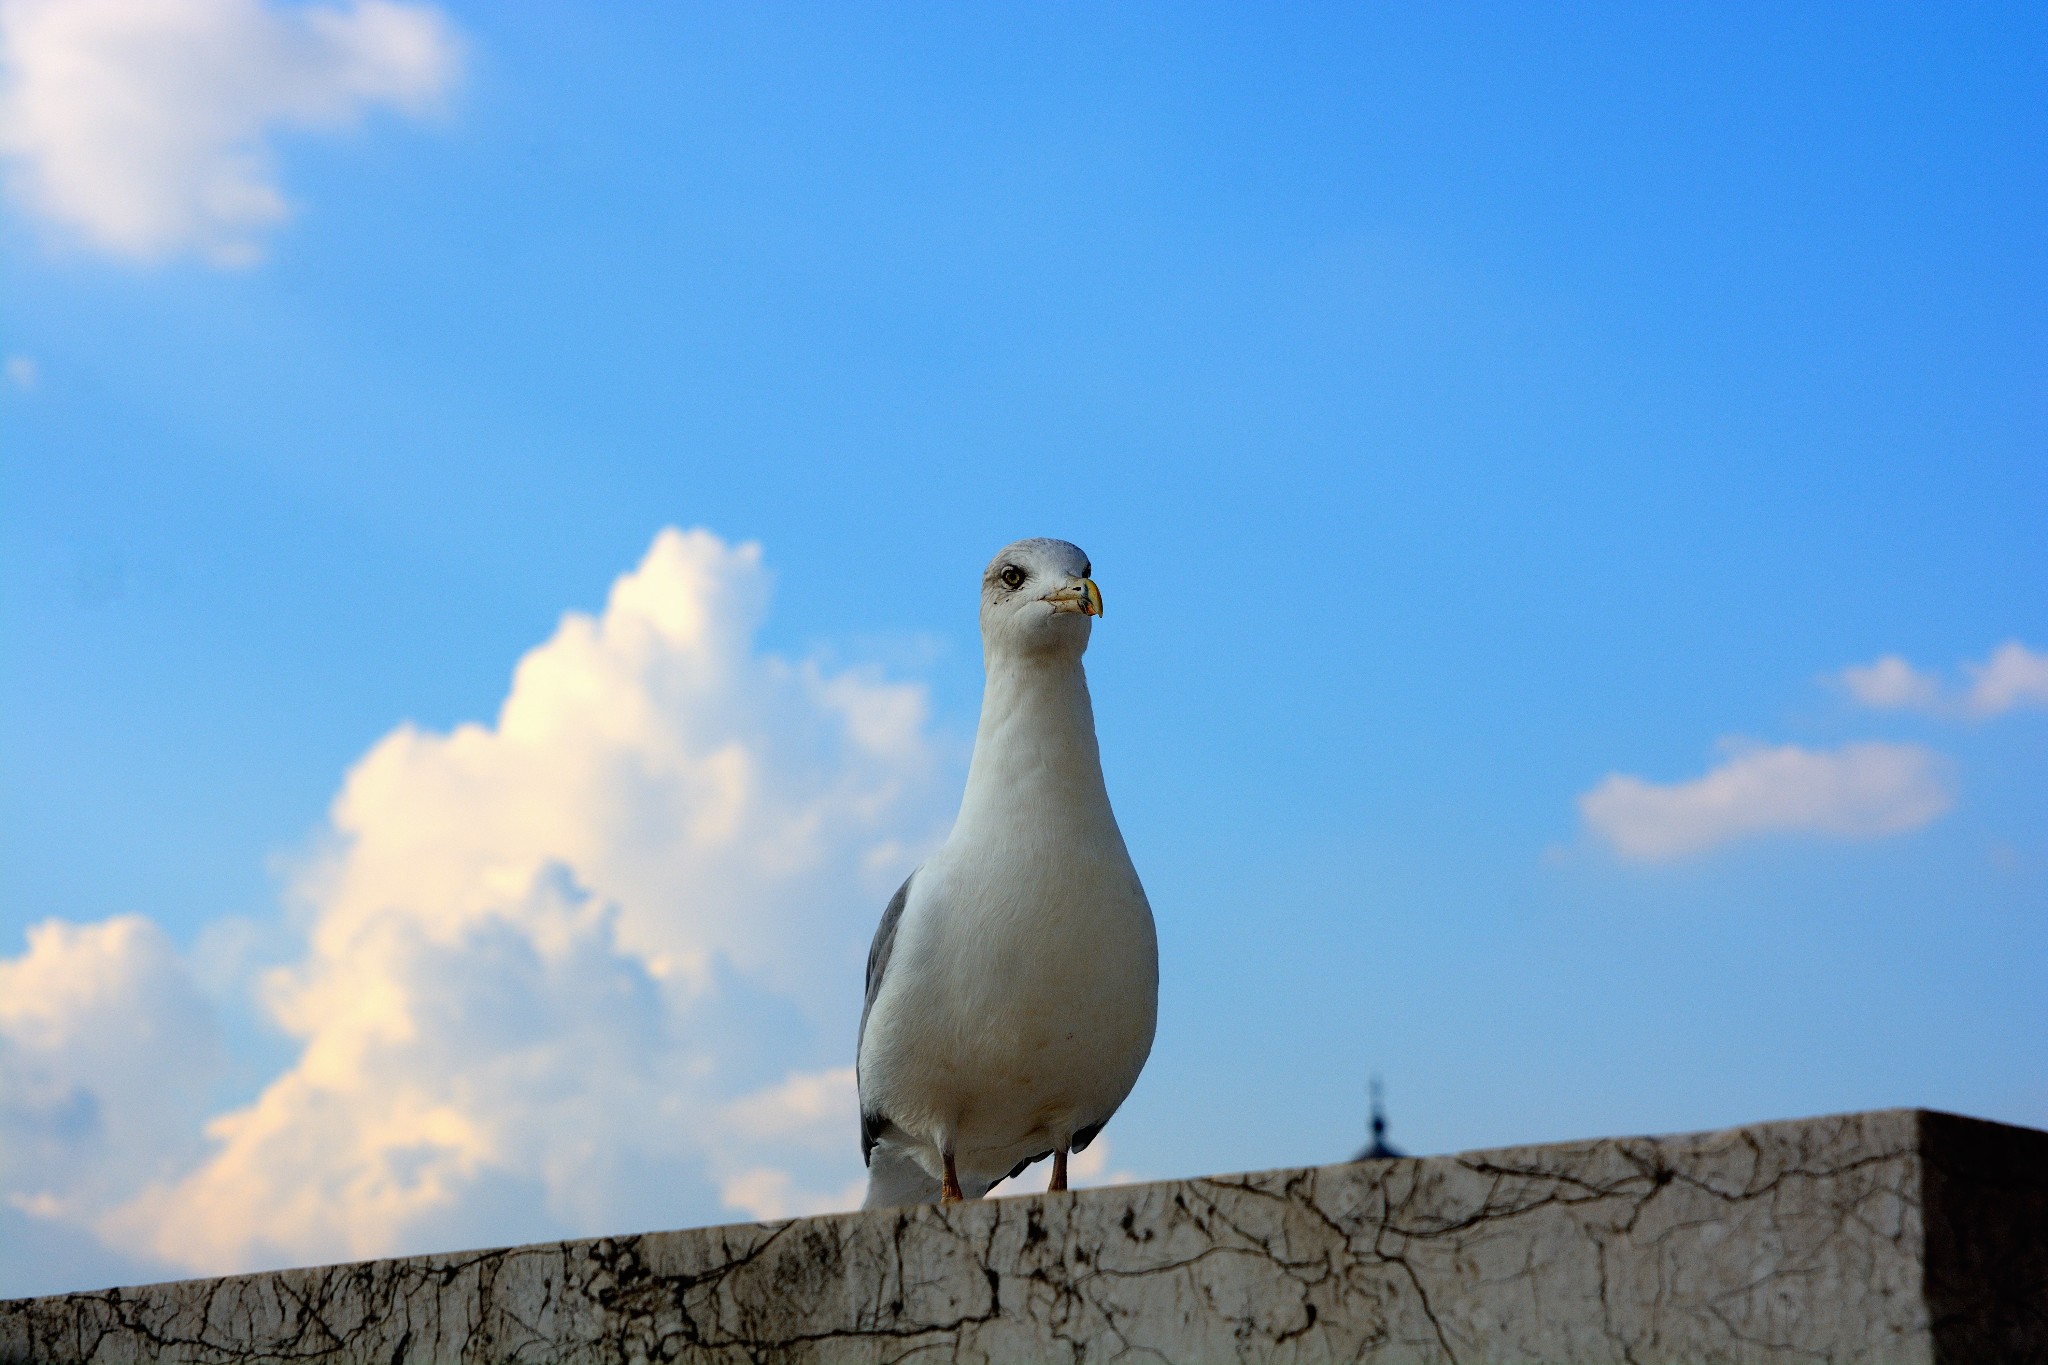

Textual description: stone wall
[4,1108,2042,1363]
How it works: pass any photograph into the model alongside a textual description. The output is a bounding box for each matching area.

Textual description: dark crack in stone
[4,1109,2042,1363]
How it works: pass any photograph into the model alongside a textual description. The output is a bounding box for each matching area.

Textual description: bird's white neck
[951,649,1113,846]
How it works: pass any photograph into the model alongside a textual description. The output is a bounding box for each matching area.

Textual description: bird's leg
[941,1151,965,1203]
[1049,1147,1069,1192]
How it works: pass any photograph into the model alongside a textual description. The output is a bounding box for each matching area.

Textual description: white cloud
[3,354,35,388]
[0,916,221,1225]
[1963,641,2048,717]
[1836,641,2048,719]
[1837,654,1940,711]
[714,1067,869,1219]
[1578,739,1954,862]
[0,0,460,264]
[4,528,957,1283]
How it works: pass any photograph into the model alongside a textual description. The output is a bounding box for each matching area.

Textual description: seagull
[858,538,1158,1206]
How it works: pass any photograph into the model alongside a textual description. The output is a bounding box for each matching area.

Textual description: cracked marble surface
[4,1108,2041,1363]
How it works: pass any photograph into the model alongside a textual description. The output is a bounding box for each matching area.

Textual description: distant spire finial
[1354,1073,1404,1161]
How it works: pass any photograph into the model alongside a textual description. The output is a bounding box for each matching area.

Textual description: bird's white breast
[858,660,1158,1184]
[862,845,1156,1180]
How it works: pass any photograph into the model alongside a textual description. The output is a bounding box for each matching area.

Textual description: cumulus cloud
[1578,739,1954,862]
[0,0,460,264]
[4,529,957,1283]
[1837,641,2048,719]
[0,916,221,1227]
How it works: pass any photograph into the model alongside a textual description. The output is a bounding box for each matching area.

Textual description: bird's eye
[999,565,1026,589]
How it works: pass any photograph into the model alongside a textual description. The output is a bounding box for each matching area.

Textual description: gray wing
[857,872,913,1163]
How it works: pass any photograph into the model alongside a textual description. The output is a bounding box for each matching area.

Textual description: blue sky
[1,1,2043,1297]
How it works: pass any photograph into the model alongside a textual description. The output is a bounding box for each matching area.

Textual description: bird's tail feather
[863,1146,942,1208]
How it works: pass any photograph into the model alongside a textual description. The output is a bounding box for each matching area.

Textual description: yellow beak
[1047,578,1104,617]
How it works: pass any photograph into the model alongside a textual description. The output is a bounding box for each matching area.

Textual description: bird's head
[979,538,1102,661]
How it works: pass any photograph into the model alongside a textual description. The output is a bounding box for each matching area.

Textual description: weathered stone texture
[4,1108,2042,1363]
